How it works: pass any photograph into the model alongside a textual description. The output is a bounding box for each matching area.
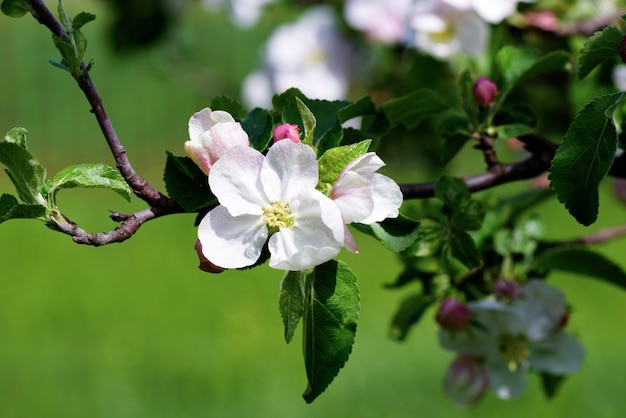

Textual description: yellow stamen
[262,201,295,230]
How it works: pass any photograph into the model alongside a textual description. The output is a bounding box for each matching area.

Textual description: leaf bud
[436,298,471,332]
[472,76,498,107]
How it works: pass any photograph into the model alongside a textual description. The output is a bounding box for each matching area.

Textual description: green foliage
[296,97,317,146]
[163,152,216,212]
[317,139,371,187]
[0,0,28,17]
[210,96,247,120]
[302,260,359,403]
[496,47,570,90]
[0,128,46,206]
[578,26,623,80]
[49,1,96,75]
[389,293,435,341]
[540,372,567,399]
[50,163,131,204]
[0,193,46,224]
[278,270,306,344]
[379,88,448,129]
[549,92,624,225]
[351,214,420,253]
[241,108,273,152]
[438,113,473,165]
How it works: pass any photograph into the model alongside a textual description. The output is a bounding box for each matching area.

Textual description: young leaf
[0,128,46,205]
[51,163,131,203]
[1,0,29,17]
[72,12,96,30]
[57,0,72,31]
[241,108,273,152]
[549,92,624,225]
[534,247,626,291]
[296,97,317,146]
[379,88,448,129]
[389,293,435,341]
[407,219,446,257]
[449,230,481,269]
[317,139,371,186]
[351,214,420,253]
[163,152,216,212]
[279,270,306,344]
[578,26,623,80]
[0,193,46,224]
[302,260,359,403]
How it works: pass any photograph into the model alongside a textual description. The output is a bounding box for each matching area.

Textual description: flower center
[498,334,530,372]
[262,201,295,231]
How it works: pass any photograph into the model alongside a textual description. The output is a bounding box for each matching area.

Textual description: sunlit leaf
[279,270,306,343]
[578,26,623,80]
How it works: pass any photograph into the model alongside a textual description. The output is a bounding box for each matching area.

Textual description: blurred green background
[2,1,626,417]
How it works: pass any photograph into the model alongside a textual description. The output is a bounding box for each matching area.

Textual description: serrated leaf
[0,128,46,205]
[549,92,624,225]
[534,247,626,290]
[51,163,131,202]
[72,12,96,30]
[1,0,29,17]
[380,88,448,129]
[434,175,470,208]
[449,230,481,269]
[451,199,485,231]
[296,97,316,146]
[578,26,623,80]
[317,139,371,186]
[241,108,273,152]
[302,260,359,403]
[163,152,216,212]
[389,293,435,341]
[351,214,420,253]
[210,96,247,120]
[0,193,47,224]
[408,219,446,257]
[279,270,306,344]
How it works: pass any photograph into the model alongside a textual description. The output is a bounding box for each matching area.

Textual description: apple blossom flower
[443,355,489,407]
[273,124,301,143]
[330,152,402,252]
[184,108,250,175]
[344,0,413,44]
[202,0,276,28]
[198,140,344,271]
[493,278,521,301]
[473,76,499,106]
[436,298,472,331]
[442,0,534,24]
[242,7,357,108]
[439,280,584,400]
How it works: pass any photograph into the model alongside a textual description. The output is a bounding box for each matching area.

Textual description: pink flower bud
[194,240,225,273]
[444,356,488,407]
[473,76,498,107]
[436,298,471,332]
[493,278,522,301]
[273,124,302,143]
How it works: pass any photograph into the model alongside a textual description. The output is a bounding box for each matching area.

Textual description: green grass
[2,2,626,417]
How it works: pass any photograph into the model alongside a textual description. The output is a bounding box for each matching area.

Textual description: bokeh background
[1,1,626,416]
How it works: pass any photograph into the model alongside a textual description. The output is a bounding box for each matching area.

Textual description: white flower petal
[341,152,385,175]
[208,122,250,161]
[343,225,359,254]
[209,145,266,216]
[332,171,374,223]
[198,205,268,268]
[188,108,215,141]
[360,173,403,224]
[529,332,585,374]
[484,359,528,399]
[261,140,319,202]
[520,280,567,340]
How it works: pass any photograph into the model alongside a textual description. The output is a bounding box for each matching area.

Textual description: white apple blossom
[184,108,250,174]
[344,0,413,44]
[198,140,344,271]
[242,7,356,108]
[202,0,276,28]
[439,280,584,400]
[442,0,534,24]
[330,152,403,252]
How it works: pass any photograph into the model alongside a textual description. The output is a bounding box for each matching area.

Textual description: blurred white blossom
[344,0,413,44]
[202,0,276,27]
[242,7,357,108]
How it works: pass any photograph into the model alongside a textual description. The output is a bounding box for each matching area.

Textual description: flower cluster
[436,280,584,406]
[186,110,403,272]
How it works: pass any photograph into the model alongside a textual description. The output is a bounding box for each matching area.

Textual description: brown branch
[556,224,626,247]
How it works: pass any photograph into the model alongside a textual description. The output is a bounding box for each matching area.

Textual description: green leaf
[241,108,273,152]
[578,26,623,80]
[351,214,420,253]
[389,293,435,341]
[1,0,29,17]
[451,199,485,232]
[51,163,131,203]
[497,47,570,89]
[0,128,46,205]
[408,219,446,257]
[210,96,247,121]
[57,0,72,31]
[278,270,306,344]
[163,152,216,212]
[549,92,624,225]
[0,193,46,224]
[302,260,359,403]
[449,230,481,269]
[540,372,567,399]
[495,123,534,140]
[458,70,479,124]
[438,113,472,165]
[534,247,626,290]
[72,12,96,30]
[317,139,371,186]
[380,88,448,129]
[296,97,317,146]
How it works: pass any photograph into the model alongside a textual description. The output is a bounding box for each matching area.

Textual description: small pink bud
[473,76,498,107]
[444,356,488,407]
[493,278,522,301]
[436,298,471,332]
[273,124,301,143]
[619,36,626,63]
[194,240,225,274]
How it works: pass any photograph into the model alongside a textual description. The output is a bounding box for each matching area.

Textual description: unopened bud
[436,298,471,332]
[273,124,302,143]
[473,76,498,107]
[619,36,626,63]
[194,240,225,273]
[444,355,488,407]
[493,278,521,301]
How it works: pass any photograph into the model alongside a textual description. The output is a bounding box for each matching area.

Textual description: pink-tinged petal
[207,122,250,163]
[188,108,217,141]
[360,173,402,224]
[343,225,359,253]
[443,356,489,407]
[209,146,266,216]
[529,332,584,375]
[484,358,528,399]
[332,171,374,223]
[261,140,319,202]
[184,140,212,175]
[198,205,267,269]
